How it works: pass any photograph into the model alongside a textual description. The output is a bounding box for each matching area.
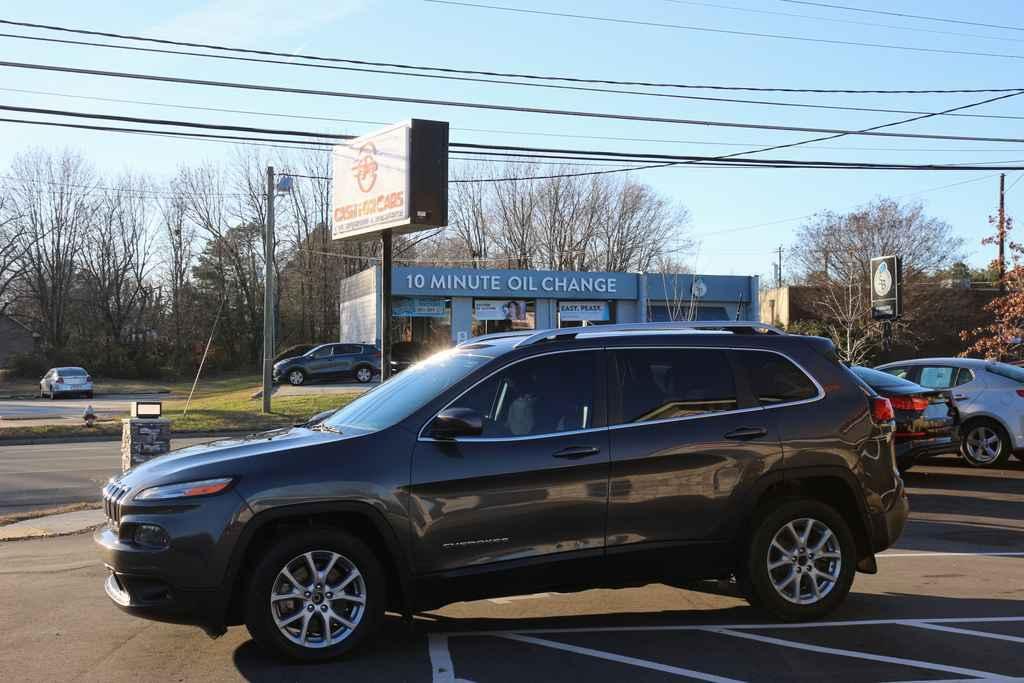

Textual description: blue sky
[1,0,1023,281]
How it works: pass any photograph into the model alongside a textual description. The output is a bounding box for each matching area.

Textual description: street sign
[331,119,448,242]
[870,255,902,320]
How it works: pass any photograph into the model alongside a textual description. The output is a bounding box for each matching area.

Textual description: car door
[917,365,981,410]
[330,344,361,379]
[305,345,334,378]
[409,349,608,575]
[605,347,783,551]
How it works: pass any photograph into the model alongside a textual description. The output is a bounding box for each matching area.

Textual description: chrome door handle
[552,446,600,459]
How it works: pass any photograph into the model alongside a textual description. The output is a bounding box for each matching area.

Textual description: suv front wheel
[287,369,306,386]
[244,528,385,661]
[743,499,856,621]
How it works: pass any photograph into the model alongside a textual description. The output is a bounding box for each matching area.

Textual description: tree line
[0,149,690,379]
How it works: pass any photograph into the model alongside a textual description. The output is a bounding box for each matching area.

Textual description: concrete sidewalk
[0,509,105,541]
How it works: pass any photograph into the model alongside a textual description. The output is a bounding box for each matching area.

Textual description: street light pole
[262,166,275,413]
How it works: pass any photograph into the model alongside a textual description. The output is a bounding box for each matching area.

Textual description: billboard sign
[332,119,448,241]
[870,255,902,321]
[475,300,528,321]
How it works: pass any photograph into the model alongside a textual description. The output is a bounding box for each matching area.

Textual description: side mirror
[430,408,483,440]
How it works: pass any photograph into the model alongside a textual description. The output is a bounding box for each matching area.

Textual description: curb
[0,389,172,400]
[0,508,106,541]
[0,429,257,446]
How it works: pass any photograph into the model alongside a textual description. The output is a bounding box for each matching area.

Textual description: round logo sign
[352,142,379,193]
[691,278,707,298]
[873,262,892,297]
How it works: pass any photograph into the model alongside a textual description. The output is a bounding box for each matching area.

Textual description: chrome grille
[102,482,131,526]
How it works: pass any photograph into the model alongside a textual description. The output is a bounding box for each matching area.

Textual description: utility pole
[999,173,1006,292]
[776,245,783,288]
[262,166,275,414]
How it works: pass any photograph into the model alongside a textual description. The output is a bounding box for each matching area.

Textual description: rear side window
[737,351,819,405]
[335,344,362,355]
[611,348,738,424]
[881,366,911,380]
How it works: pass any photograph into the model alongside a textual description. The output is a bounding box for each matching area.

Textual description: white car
[39,367,94,400]
[876,357,1024,468]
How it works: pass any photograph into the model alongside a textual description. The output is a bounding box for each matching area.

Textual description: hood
[274,355,302,366]
[113,426,356,490]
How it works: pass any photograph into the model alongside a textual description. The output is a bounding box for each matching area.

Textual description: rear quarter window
[736,350,820,405]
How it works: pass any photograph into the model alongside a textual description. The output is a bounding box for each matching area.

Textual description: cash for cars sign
[332,119,448,241]
[870,255,902,320]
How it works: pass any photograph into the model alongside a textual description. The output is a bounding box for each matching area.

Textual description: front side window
[611,348,738,424]
[446,351,597,438]
[738,351,819,405]
[312,346,332,359]
[918,366,957,389]
[955,367,975,386]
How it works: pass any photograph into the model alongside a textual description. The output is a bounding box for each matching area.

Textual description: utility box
[121,402,170,471]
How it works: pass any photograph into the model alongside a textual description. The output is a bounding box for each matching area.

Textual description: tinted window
[447,351,596,438]
[851,366,922,392]
[324,350,495,433]
[918,366,957,389]
[739,351,819,405]
[881,366,911,380]
[612,348,737,424]
[986,362,1024,383]
[955,367,975,386]
[59,367,86,376]
[311,346,332,359]
[335,344,362,355]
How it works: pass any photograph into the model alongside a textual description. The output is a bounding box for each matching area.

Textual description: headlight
[134,477,234,501]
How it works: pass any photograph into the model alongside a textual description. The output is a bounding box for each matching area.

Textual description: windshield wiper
[312,422,342,434]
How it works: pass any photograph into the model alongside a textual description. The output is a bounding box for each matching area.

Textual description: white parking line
[501,633,744,683]
[880,551,1024,558]
[709,628,1008,680]
[428,634,457,683]
[908,622,1024,644]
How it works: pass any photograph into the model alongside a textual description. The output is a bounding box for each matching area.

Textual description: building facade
[339,266,759,350]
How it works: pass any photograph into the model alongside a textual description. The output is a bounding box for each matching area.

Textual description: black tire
[354,365,373,384]
[744,499,857,622]
[286,368,307,387]
[244,528,386,662]
[960,419,1012,468]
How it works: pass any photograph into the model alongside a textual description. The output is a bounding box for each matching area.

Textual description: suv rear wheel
[244,528,385,661]
[354,365,373,383]
[744,499,856,621]
[960,420,1011,468]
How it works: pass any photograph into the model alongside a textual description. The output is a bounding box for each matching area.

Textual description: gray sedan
[40,367,94,399]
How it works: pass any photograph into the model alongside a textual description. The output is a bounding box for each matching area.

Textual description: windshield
[852,366,921,391]
[986,361,1024,383]
[323,349,496,433]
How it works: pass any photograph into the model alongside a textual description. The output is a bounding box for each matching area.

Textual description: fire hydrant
[83,405,96,428]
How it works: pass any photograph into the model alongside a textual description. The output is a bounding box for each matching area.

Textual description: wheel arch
[221,501,412,627]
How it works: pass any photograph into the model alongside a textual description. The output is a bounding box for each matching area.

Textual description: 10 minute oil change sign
[870,255,902,320]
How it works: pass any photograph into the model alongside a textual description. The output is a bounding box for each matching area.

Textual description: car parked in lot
[850,366,958,472]
[388,341,431,375]
[272,343,380,386]
[877,357,1024,468]
[39,367,93,399]
[96,322,907,661]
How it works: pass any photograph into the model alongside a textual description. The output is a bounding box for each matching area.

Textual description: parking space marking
[429,634,457,683]
[500,633,744,683]
[907,622,1024,645]
[707,628,1008,680]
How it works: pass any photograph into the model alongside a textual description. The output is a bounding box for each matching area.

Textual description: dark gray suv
[273,343,380,385]
[96,322,908,661]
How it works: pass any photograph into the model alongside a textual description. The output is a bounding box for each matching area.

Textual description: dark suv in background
[273,343,380,385]
[96,322,908,661]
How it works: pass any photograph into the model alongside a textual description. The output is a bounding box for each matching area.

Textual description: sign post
[870,255,902,351]
[332,119,449,379]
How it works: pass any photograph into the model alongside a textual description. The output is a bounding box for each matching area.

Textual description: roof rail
[515,321,785,347]
[456,330,535,347]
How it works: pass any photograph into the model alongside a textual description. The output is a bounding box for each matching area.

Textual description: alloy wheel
[766,518,842,605]
[964,425,1002,465]
[270,550,366,649]
[288,370,305,386]
[356,367,372,383]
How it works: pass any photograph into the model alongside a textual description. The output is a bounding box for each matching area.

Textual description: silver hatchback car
[40,367,94,399]
[876,357,1024,468]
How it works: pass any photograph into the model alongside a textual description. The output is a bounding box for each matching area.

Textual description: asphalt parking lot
[2,455,1022,682]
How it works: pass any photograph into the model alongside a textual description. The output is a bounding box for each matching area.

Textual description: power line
[662,0,1024,44]
[426,0,1024,61]
[12,86,1024,153]
[780,1,1024,33]
[9,60,1024,145]
[1,16,1020,94]
[7,31,1024,123]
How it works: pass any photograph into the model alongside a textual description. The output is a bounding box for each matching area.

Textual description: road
[1,455,1022,682]
[0,394,169,419]
[0,437,211,512]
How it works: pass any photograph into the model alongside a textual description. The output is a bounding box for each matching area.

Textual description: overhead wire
[1,16,1021,94]
[780,1,1024,33]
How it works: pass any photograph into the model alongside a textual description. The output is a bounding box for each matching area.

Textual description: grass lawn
[0,370,263,398]
[0,382,357,441]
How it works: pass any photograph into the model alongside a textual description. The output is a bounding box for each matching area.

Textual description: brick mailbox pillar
[121,402,170,472]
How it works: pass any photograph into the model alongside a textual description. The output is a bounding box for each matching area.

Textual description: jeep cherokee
[95,322,908,661]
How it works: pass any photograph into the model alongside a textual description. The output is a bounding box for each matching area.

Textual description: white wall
[340,293,378,344]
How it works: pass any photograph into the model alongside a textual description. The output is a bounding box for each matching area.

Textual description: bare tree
[448,164,491,267]
[158,185,196,370]
[490,163,539,269]
[0,192,27,316]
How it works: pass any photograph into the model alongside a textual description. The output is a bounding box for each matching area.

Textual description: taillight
[86,376,92,383]
[1016,389,1024,398]
[890,396,930,412]
[56,377,64,384]
[871,396,894,423]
